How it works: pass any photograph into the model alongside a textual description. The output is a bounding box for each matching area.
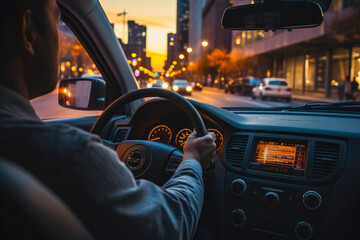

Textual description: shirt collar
[0,85,40,121]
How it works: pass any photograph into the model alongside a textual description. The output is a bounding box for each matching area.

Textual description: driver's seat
[0,157,93,240]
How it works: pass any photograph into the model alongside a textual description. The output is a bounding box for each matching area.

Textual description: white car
[252,78,292,102]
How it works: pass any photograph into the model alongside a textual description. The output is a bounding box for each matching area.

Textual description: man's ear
[19,10,36,56]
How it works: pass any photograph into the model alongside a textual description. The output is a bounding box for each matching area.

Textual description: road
[188,87,311,108]
[30,87,312,120]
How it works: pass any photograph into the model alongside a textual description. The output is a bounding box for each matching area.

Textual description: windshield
[268,81,288,86]
[173,80,189,86]
[98,0,360,110]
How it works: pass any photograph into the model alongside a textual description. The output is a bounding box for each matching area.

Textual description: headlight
[186,86,192,92]
[162,83,169,89]
[147,83,152,88]
[173,86,179,91]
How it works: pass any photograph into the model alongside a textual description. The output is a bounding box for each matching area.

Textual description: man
[0,0,217,239]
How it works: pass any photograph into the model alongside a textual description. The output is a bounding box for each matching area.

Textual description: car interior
[2,0,360,239]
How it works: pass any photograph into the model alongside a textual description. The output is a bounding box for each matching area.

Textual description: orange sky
[99,0,177,72]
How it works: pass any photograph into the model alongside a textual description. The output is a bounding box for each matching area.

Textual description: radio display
[251,138,308,176]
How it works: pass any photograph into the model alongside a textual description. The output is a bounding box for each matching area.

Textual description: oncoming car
[172,80,192,96]
[252,78,292,102]
[3,0,360,240]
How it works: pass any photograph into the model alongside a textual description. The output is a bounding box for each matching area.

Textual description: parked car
[224,77,242,94]
[191,82,203,91]
[172,80,192,96]
[252,78,292,102]
[240,77,262,95]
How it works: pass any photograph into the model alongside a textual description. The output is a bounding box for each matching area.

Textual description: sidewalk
[291,94,337,103]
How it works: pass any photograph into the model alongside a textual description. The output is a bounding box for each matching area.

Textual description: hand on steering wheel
[90,88,215,185]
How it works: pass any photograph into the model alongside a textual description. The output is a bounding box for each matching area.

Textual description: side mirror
[58,77,106,110]
[222,1,323,31]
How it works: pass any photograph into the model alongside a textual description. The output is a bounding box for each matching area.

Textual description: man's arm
[69,132,215,240]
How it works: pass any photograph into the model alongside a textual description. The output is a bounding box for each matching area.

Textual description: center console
[223,133,346,239]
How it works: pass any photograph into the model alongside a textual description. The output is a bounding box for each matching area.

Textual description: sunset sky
[99,0,177,72]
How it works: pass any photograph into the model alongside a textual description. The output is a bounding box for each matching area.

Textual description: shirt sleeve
[75,140,204,240]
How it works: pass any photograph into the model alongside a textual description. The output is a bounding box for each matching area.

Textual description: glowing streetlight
[131,53,137,58]
[165,73,170,77]
[187,47,192,53]
[179,54,185,60]
[202,41,209,47]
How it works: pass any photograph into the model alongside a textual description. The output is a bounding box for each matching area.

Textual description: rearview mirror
[58,77,106,110]
[222,2,323,31]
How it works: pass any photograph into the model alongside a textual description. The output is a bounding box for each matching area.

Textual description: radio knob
[303,191,322,210]
[263,192,279,208]
[231,209,246,227]
[231,179,247,196]
[295,221,313,240]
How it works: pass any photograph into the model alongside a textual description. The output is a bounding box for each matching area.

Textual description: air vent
[113,128,130,142]
[312,141,341,179]
[226,135,249,169]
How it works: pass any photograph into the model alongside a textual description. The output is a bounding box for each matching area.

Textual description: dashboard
[105,98,360,240]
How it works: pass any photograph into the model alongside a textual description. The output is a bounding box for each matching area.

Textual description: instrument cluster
[147,124,224,151]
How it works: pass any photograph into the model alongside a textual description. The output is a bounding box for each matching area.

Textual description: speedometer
[207,128,224,151]
[148,125,172,144]
[175,128,192,148]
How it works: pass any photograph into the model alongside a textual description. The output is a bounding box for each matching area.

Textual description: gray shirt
[0,86,204,240]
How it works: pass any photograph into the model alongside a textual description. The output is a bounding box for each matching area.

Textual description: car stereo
[249,138,308,177]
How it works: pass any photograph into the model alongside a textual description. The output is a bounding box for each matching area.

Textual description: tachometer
[175,128,192,148]
[207,128,224,151]
[148,125,172,144]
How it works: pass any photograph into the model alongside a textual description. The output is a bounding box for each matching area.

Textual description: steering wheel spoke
[116,140,182,185]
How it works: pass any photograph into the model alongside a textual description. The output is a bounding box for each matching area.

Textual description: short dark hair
[0,0,49,34]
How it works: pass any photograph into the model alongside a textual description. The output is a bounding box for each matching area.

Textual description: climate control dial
[303,191,322,210]
[231,179,247,196]
[231,209,246,227]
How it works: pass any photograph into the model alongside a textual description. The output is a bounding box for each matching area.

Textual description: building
[176,0,190,56]
[189,0,206,63]
[231,0,360,98]
[201,0,232,54]
[164,33,178,70]
[124,20,151,70]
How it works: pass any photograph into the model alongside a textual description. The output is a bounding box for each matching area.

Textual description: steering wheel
[90,88,207,185]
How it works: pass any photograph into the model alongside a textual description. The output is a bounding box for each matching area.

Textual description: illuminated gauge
[207,128,224,151]
[175,128,192,148]
[148,125,172,144]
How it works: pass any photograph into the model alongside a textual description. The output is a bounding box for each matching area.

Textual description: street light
[202,41,209,47]
[179,54,185,60]
[117,9,128,42]
[187,47,193,53]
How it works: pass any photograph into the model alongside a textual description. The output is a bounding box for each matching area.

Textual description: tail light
[264,87,272,91]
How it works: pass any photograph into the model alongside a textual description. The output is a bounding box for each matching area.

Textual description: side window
[30,20,103,120]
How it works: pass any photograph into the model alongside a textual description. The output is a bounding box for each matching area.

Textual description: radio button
[231,179,247,196]
[295,221,313,240]
[263,192,279,208]
[303,191,322,210]
[231,209,246,227]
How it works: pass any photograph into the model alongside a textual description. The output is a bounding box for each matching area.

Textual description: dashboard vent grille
[312,141,340,179]
[114,128,129,142]
[226,135,249,169]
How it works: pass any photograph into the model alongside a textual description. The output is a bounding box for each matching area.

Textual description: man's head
[0,0,61,100]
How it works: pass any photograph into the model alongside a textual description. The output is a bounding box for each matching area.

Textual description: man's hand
[183,130,217,170]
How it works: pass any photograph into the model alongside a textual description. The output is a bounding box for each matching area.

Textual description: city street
[30,86,313,120]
